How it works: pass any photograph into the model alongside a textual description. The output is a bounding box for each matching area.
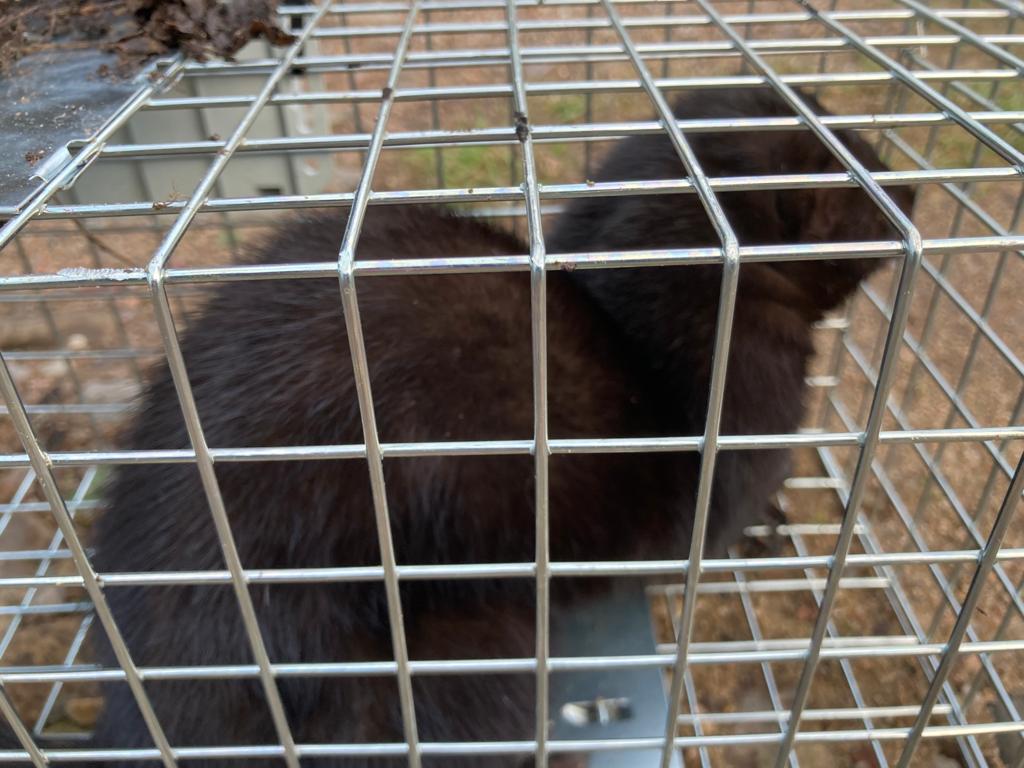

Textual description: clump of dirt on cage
[0,0,295,76]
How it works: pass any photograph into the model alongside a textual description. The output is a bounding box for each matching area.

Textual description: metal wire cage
[0,0,1023,766]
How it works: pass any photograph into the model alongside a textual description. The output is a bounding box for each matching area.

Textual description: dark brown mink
[81,205,687,768]
[33,87,913,767]
[549,86,916,554]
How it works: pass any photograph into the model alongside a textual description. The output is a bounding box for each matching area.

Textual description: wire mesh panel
[0,0,1022,766]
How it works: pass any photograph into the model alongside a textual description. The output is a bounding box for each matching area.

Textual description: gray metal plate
[550,582,682,768]
[0,48,145,208]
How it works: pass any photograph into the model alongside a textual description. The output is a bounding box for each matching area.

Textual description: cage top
[0,48,150,209]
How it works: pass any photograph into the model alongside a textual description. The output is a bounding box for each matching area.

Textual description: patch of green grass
[549,94,587,124]
[931,126,978,168]
[404,147,438,183]
[995,87,1024,112]
[441,145,517,189]
[544,142,570,162]
[84,465,111,502]
[993,87,1024,154]
[390,143,517,195]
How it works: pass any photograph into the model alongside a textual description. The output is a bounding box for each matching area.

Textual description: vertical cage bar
[142,7,333,767]
[592,5,743,768]
[423,9,446,189]
[660,589,712,768]
[0,683,46,768]
[503,2,553,765]
[897,452,1024,766]
[680,3,926,767]
[682,668,712,768]
[776,256,920,767]
[32,614,94,737]
[0,354,177,768]
[822,390,1017,766]
[335,4,424,767]
[0,467,97,732]
[729,545,801,768]
[884,43,1023,582]
[786,525,888,767]
[816,442,988,767]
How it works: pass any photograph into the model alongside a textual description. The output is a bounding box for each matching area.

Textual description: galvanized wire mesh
[0,0,1022,766]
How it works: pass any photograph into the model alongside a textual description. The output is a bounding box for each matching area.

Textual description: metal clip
[29,146,73,185]
[561,697,634,728]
